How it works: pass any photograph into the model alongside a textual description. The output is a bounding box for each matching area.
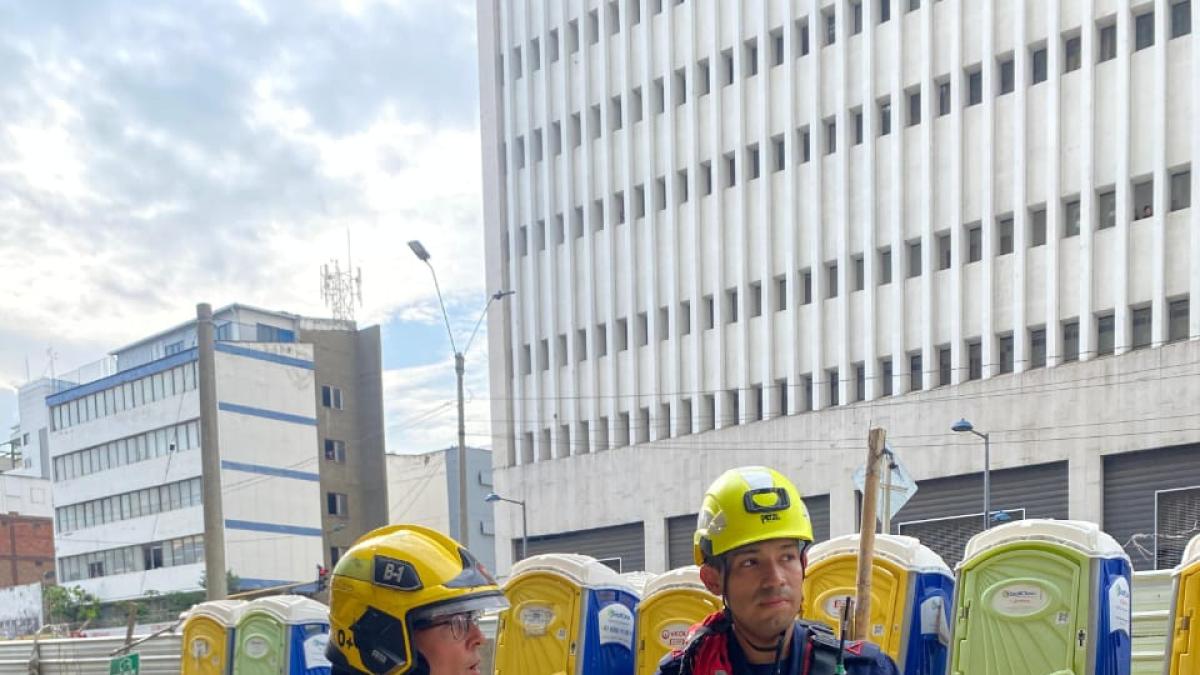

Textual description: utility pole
[197,303,227,600]
[454,352,469,547]
[854,427,886,641]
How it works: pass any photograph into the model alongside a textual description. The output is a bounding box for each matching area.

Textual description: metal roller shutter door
[663,494,831,569]
[891,461,1068,568]
[667,514,697,569]
[805,494,831,544]
[1103,443,1200,570]
[520,522,645,572]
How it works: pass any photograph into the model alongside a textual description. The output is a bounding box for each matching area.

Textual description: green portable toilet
[233,596,331,675]
[950,519,1132,675]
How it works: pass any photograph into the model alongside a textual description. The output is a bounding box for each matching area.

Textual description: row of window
[503,2,1192,169]
[51,361,199,431]
[53,420,200,483]
[518,290,1191,376]
[56,477,203,534]
[506,1,1191,84]
[508,165,1191,264]
[59,533,205,583]
[513,170,1192,372]
[516,297,1191,456]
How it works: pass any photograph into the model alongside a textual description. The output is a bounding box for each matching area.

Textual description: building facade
[385,447,497,573]
[41,305,387,601]
[477,0,1200,574]
[0,473,55,588]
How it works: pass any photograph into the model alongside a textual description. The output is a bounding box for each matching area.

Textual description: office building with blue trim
[41,304,387,601]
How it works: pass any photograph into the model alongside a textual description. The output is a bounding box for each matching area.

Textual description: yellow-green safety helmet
[693,466,814,565]
[326,524,509,674]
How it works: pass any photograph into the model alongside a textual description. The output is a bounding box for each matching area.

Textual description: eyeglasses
[424,611,482,641]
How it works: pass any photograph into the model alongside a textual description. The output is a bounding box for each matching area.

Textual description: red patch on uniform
[846,641,866,656]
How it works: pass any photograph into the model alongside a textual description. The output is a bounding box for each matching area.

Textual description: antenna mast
[320,229,363,321]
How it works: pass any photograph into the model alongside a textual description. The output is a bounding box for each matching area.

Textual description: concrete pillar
[1068,448,1104,526]
[643,515,667,574]
[197,303,226,600]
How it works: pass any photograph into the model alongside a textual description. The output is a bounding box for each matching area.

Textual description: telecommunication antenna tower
[320,232,363,321]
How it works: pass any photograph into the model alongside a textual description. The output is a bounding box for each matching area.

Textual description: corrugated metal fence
[0,618,500,674]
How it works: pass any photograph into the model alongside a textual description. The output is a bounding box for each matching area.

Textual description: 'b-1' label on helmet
[374,555,423,590]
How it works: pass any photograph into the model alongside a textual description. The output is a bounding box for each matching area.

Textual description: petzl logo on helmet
[374,555,423,590]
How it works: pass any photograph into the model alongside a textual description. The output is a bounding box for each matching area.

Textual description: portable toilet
[619,571,657,597]
[232,595,331,675]
[182,600,247,675]
[634,566,722,675]
[949,519,1132,675]
[494,553,640,675]
[1165,533,1200,675]
[801,534,954,675]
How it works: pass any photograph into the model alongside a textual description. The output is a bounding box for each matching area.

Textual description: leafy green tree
[45,585,100,625]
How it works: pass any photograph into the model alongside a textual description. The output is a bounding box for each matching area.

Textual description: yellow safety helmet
[326,524,509,674]
[693,466,814,565]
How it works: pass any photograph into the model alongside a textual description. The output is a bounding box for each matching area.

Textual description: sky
[0,0,498,454]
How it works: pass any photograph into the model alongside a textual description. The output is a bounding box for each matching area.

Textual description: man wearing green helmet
[656,466,900,675]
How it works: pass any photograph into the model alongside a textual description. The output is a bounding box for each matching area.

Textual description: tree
[198,569,241,594]
[45,585,100,626]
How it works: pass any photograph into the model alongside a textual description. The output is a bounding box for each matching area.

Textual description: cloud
[382,348,492,453]
[0,0,492,451]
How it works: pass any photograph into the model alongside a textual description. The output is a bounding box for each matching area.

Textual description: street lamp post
[952,418,992,530]
[409,239,513,550]
[485,492,527,562]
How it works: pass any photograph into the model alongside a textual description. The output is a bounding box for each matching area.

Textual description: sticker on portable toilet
[597,603,635,648]
[872,624,884,636]
[1055,611,1070,625]
[822,595,851,619]
[190,637,212,658]
[990,583,1050,616]
[518,604,554,636]
[303,632,331,669]
[658,622,692,650]
[1107,576,1131,635]
[919,597,951,645]
[243,636,270,659]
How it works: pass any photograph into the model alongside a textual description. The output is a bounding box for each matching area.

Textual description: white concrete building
[42,305,387,601]
[385,447,497,573]
[477,0,1200,575]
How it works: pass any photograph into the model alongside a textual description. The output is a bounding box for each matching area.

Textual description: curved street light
[485,492,528,562]
[951,418,993,530]
[409,239,514,548]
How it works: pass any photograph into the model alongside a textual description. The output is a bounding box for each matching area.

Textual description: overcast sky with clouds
[0,0,497,454]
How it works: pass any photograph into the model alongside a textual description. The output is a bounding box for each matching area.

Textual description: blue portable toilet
[233,595,331,675]
[950,519,1131,675]
[496,553,639,675]
[803,534,953,675]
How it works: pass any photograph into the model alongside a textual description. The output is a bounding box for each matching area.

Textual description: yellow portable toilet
[802,533,955,675]
[182,599,247,675]
[634,566,722,675]
[495,553,639,675]
[1166,533,1200,675]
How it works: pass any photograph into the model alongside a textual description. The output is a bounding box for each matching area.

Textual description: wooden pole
[853,428,887,641]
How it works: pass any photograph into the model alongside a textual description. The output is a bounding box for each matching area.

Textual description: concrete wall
[387,451,451,532]
[0,582,42,638]
[491,338,1200,575]
[0,474,53,519]
[387,447,497,573]
[215,342,323,588]
[301,324,389,567]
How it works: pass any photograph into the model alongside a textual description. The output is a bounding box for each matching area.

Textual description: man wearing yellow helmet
[326,524,509,674]
[656,466,899,675]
